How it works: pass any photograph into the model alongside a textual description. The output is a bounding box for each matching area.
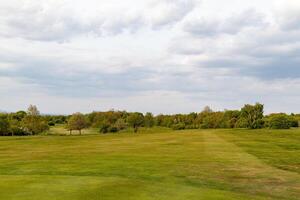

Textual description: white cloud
[183,9,268,36]
[1,0,300,114]
[0,0,196,42]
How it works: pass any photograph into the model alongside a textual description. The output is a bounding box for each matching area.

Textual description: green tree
[114,118,127,131]
[8,119,24,136]
[21,105,49,135]
[127,112,144,133]
[0,115,9,136]
[240,103,264,129]
[11,111,27,121]
[144,112,154,127]
[67,113,88,135]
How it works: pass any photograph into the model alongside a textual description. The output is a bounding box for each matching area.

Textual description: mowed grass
[0,127,300,199]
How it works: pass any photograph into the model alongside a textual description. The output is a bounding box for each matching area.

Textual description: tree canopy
[67,113,88,135]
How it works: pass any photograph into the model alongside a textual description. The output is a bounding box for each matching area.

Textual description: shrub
[48,121,55,126]
[289,117,299,127]
[114,118,127,131]
[108,126,118,133]
[172,123,185,130]
[99,122,110,134]
[267,114,292,129]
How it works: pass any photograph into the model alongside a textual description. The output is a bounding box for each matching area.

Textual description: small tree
[241,103,264,129]
[67,113,88,135]
[127,112,144,133]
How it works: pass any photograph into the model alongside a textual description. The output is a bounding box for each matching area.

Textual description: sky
[0,0,300,114]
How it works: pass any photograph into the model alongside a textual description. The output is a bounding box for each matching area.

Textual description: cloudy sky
[0,0,300,114]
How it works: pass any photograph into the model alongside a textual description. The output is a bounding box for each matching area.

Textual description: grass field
[0,127,300,200]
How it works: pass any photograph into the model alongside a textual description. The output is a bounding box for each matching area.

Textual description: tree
[0,115,9,136]
[67,113,88,135]
[8,119,24,136]
[221,110,241,128]
[202,106,213,113]
[27,105,40,116]
[11,111,27,121]
[200,112,224,129]
[127,112,144,133]
[114,118,127,131]
[240,103,264,129]
[99,120,111,134]
[144,112,154,127]
[22,105,49,135]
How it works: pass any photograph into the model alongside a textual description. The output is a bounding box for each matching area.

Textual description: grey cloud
[0,0,196,42]
[0,63,155,98]
[1,6,143,42]
[183,9,267,37]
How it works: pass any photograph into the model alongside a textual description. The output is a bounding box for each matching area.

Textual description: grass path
[202,131,300,199]
[0,128,299,199]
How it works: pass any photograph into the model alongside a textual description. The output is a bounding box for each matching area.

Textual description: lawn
[0,127,300,200]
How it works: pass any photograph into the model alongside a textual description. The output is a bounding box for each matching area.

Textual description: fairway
[0,128,300,200]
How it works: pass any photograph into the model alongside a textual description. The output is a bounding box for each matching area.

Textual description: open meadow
[0,127,300,200]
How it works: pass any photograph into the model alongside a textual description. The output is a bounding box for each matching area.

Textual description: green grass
[0,127,300,199]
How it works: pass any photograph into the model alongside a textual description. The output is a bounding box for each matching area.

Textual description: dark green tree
[144,112,154,127]
[0,115,9,136]
[127,112,144,133]
[240,103,264,129]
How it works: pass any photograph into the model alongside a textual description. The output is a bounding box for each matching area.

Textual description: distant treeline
[0,103,299,136]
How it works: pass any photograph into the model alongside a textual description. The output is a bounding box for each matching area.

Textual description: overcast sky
[0,0,300,114]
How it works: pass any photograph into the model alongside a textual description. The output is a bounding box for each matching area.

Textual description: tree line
[0,103,299,136]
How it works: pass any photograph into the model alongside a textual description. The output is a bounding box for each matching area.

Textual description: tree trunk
[70,130,72,135]
[79,129,81,135]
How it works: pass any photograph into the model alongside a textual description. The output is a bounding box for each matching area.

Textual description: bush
[115,119,127,130]
[108,126,118,133]
[99,123,110,134]
[172,123,185,130]
[267,114,291,129]
[99,119,126,134]
[48,121,55,126]
[185,124,199,129]
[289,118,299,127]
